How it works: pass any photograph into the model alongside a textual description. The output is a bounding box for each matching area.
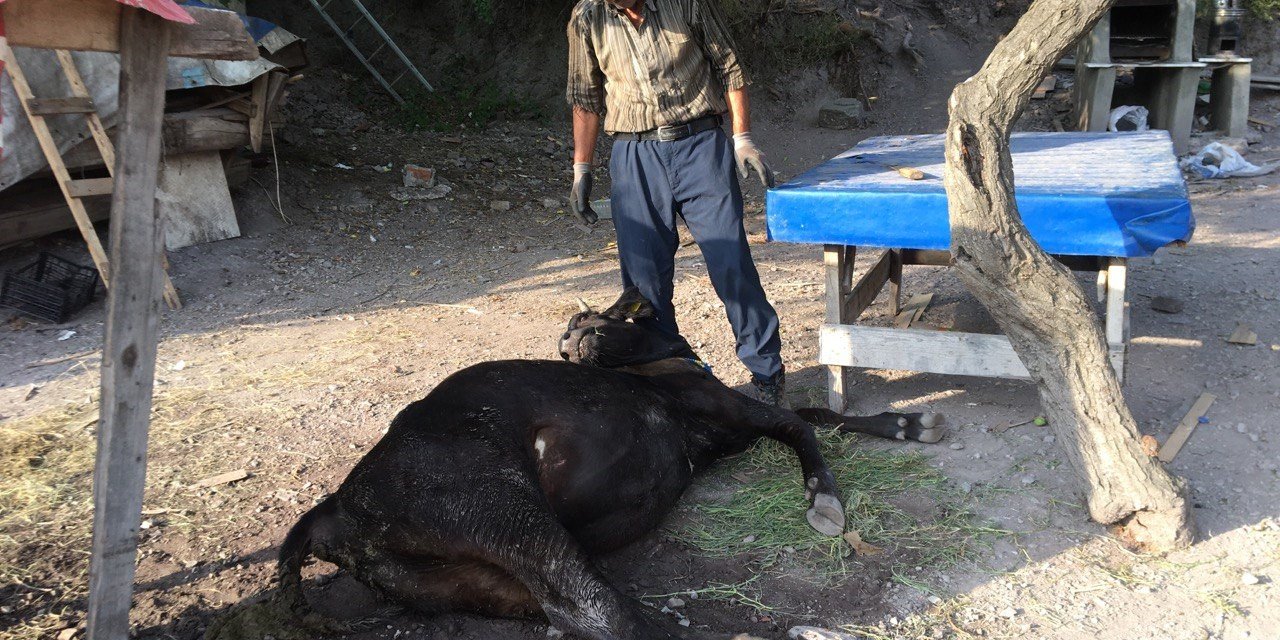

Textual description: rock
[403,165,437,188]
[999,607,1018,618]
[1043,435,1056,445]
[1150,296,1184,314]
[1241,572,1260,585]
[1236,423,1248,434]
[490,200,512,211]
[1021,475,1037,486]
[541,197,560,209]
[817,99,867,130]
[789,626,862,640]
[743,534,756,544]
[949,443,965,450]
[546,627,564,638]
[666,597,685,608]
[677,619,690,627]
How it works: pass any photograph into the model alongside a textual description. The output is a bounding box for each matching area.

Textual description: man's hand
[732,132,776,188]
[570,162,599,224]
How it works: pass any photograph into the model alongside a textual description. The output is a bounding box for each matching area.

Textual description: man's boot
[751,371,790,409]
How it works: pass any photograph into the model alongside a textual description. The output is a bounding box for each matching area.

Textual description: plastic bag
[1108,105,1150,132]
[1179,142,1277,179]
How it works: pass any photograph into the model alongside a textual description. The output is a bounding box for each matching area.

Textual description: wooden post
[943,0,1194,550]
[87,8,171,640]
[823,245,855,413]
[887,249,903,316]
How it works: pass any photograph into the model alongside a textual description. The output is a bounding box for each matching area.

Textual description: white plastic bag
[1180,142,1277,179]
[1108,105,1150,132]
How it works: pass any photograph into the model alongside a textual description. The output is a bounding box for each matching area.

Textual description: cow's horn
[576,297,591,312]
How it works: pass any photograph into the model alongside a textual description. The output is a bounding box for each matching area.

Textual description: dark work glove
[570,163,598,225]
[733,132,776,189]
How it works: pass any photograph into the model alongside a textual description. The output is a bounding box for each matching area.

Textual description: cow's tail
[205,497,349,640]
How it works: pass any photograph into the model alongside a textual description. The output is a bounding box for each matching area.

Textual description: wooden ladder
[0,42,182,309]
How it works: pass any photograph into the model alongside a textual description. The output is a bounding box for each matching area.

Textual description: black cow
[210,289,942,640]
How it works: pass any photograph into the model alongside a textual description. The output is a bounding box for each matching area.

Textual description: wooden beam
[844,248,892,320]
[161,115,251,154]
[820,324,1033,380]
[248,74,269,153]
[1157,393,1216,463]
[1,0,257,60]
[66,177,115,198]
[25,96,96,115]
[823,244,856,413]
[86,9,171,640]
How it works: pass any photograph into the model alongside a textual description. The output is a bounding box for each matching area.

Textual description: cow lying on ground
[209,288,943,640]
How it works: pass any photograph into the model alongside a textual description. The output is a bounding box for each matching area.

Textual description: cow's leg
[736,406,847,537]
[371,488,697,640]
[794,408,945,444]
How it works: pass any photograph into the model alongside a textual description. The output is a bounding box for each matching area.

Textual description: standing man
[566,0,789,406]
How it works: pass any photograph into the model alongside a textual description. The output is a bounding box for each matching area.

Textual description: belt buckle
[657,123,691,142]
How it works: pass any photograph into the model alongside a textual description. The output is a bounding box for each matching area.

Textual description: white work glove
[570,162,598,225]
[733,132,776,189]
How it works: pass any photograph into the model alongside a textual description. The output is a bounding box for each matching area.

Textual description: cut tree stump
[942,0,1194,550]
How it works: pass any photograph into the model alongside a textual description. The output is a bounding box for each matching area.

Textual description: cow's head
[559,288,695,368]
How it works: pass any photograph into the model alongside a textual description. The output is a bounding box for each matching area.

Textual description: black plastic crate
[1,253,100,323]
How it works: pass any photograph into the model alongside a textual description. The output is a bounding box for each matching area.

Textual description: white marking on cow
[535,436,547,459]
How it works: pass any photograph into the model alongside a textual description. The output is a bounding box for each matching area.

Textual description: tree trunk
[943,0,1194,550]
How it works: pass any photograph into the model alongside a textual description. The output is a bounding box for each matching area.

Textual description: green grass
[670,430,1004,584]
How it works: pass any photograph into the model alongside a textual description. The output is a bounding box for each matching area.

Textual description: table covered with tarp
[764,131,1195,411]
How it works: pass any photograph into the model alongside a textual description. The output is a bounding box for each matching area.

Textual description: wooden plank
[2,0,257,60]
[194,468,249,488]
[248,74,268,153]
[0,190,111,249]
[1105,259,1126,347]
[1032,74,1057,99]
[161,115,250,154]
[823,245,855,413]
[893,292,934,329]
[887,249,903,316]
[844,248,892,320]
[66,177,115,198]
[819,324,1033,379]
[26,96,96,115]
[86,10,171,640]
[157,151,240,250]
[1157,393,1216,463]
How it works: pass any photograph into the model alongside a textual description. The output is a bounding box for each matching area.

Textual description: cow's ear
[604,287,655,320]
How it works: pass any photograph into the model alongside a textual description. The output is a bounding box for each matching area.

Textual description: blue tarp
[765,131,1195,257]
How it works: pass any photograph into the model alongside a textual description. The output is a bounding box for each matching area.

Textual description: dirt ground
[4,22,1280,640]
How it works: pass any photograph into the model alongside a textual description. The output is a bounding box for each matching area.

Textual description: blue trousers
[609,127,783,381]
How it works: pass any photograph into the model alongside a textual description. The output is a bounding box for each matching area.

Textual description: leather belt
[612,114,723,142]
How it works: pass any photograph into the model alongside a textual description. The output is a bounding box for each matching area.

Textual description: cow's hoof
[806,493,845,536]
[912,413,945,443]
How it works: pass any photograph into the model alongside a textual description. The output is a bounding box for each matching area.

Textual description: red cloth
[0,0,196,24]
